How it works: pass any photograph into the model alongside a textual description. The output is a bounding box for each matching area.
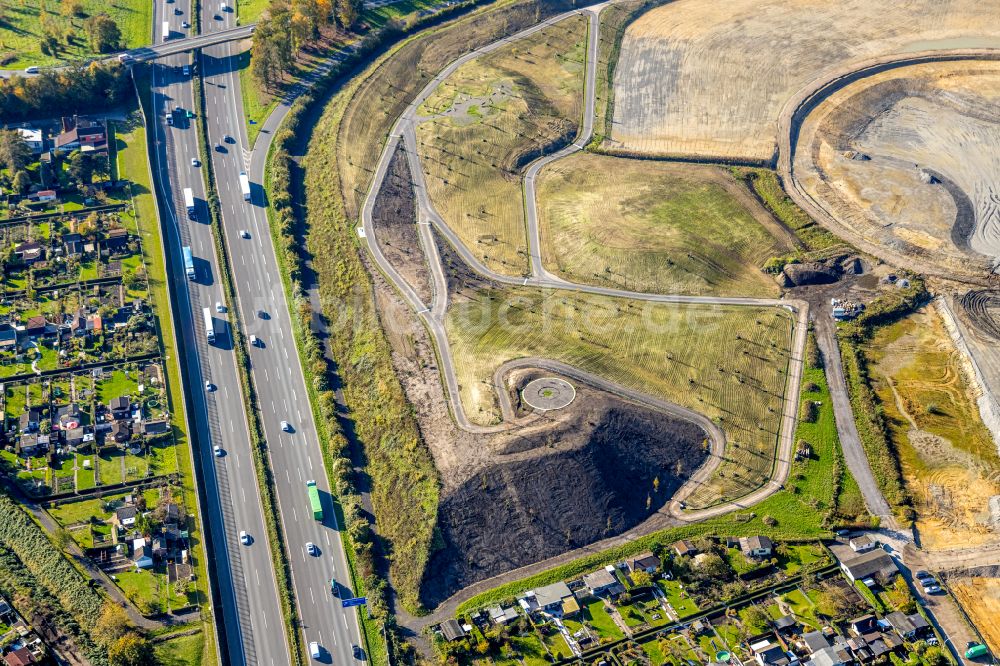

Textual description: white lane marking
[241,487,246,503]
[256,569,261,585]
[229,419,234,432]
[286,468,290,484]
[308,457,312,471]
[325,532,331,546]
[292,506,297,522]
[310,588,315,605]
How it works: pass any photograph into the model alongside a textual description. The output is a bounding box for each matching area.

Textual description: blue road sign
[342,597,367,608]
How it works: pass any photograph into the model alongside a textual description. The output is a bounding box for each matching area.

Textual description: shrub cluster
[0,62,131,123]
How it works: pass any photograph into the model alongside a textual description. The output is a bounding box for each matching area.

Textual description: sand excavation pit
[609,0,1000,162]
[793,60,1000,280]
[522,377,576,411]
[420,372,710,607]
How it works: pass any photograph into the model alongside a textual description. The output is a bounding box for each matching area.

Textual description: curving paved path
[357,3,810,545]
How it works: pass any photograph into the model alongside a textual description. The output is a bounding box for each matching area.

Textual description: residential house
[520,581,578,617]
[0,324,17,351]
[16,433,41,457]
[626,552,661,575]
[55,116,108,154]
[439,619,467,642]
[773,615,797,636]
[850,536,878,553]
[487,606,518,625]
[163,502,181,524]
[63,233,83,256]
[114,505,138,528]
[133,538,153,569]
[142,420,170,436]
[63,426,85,448]
[22,316,51,339]
[14,241,44,264]
[740,535,774,558]
[849,615,879,638]
[16,128,44,153]
[102,228,130,254]
[884,612,929,641]
[673,540,697,557]
[18,408,42,433]
[802,631,830,654]
[809,647,846,666]
[109,396,131,420]
[69,311,88,337]
[837,549,899,585]
[753,643,793,666]
[3,647,35,666]
[151,537,167,559]
[34,190,56,202]
[582,567,619,596]
[52,403,81,430]
[111,421,132,445]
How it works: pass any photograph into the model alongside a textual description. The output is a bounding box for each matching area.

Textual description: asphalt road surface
[150,2,289,665]
[198,17,365,666]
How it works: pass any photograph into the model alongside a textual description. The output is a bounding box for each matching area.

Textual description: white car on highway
[191,157,200,167]
[205,380,214,392]
[280,420,291,432]
[240,531,251,545]
[215,301,225,313]
[213,445,223,457]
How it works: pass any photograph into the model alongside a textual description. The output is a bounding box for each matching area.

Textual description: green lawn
[97,369,139,404]
[509,635,549,666]
[0,0,153,67]
[115,569,166,614]
[657,579,699,618]
[778,543,827,575]
[153,632,206,666]
[582,599,623,641]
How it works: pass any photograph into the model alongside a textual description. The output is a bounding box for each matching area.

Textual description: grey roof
[841,550,898,581]
[803,631,830,653]
[534,581,572,608]
[582,568,617,590]
[440,619,466,641]
[740,535,773,553]
[810,647,846,666]
[627,552,661,570]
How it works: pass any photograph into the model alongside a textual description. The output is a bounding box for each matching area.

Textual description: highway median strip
[191,56,306,666]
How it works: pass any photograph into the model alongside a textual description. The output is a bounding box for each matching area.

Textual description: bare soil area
[950,576,1000,653]
[371,145,433,304]
[420,375,709,607]
[794,60,1000,281]
[609,0,1000,161]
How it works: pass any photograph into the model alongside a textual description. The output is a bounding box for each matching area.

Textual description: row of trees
[0,61,131,122]
[23,3,123,57]
[250,0,363,90]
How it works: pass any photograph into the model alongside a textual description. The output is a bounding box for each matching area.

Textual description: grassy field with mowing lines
[415,15,587,276]
[336,0,585,222]
[863,305,1000,550]
[537,153,784,296]
[444,284,793,507]
[0,0,152,67]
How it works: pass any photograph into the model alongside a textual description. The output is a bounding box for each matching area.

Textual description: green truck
[965,644,989,659]
[307,480,323,521]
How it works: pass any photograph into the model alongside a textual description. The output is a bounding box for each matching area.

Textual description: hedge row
[0,495,108,659]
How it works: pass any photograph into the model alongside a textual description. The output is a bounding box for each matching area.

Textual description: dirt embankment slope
[420,381,708,607]
[608,0,1000,162]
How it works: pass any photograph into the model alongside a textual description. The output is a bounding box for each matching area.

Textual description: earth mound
[419,399,708,607]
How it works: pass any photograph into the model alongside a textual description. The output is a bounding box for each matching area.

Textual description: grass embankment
[860,305,1000,549]
[536,154,784,296]
[444,287,793,508]
[289,0,596,616]
[237,0,270,24]
[116,110,218,661]
[589,0,664,147]
[734,168,843,254]
[414,14,588,276]
[336,0,585,222]
[0,0,152,67]
[838,277,929,522]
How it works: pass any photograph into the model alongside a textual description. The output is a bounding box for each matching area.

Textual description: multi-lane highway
[149,2,289,665]
[197,8,366,666]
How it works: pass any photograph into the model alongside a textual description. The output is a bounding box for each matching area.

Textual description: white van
[309,642,321,659]
[25,66,39,74]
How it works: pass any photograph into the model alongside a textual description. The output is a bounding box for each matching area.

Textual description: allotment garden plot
[414,14,588,276]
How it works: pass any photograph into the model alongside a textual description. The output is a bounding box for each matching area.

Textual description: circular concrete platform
[522,377,576,411]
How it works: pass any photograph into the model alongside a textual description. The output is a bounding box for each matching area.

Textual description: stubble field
[415,14,588,276]
[608,0,1000,161]
[536,153,789,296]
